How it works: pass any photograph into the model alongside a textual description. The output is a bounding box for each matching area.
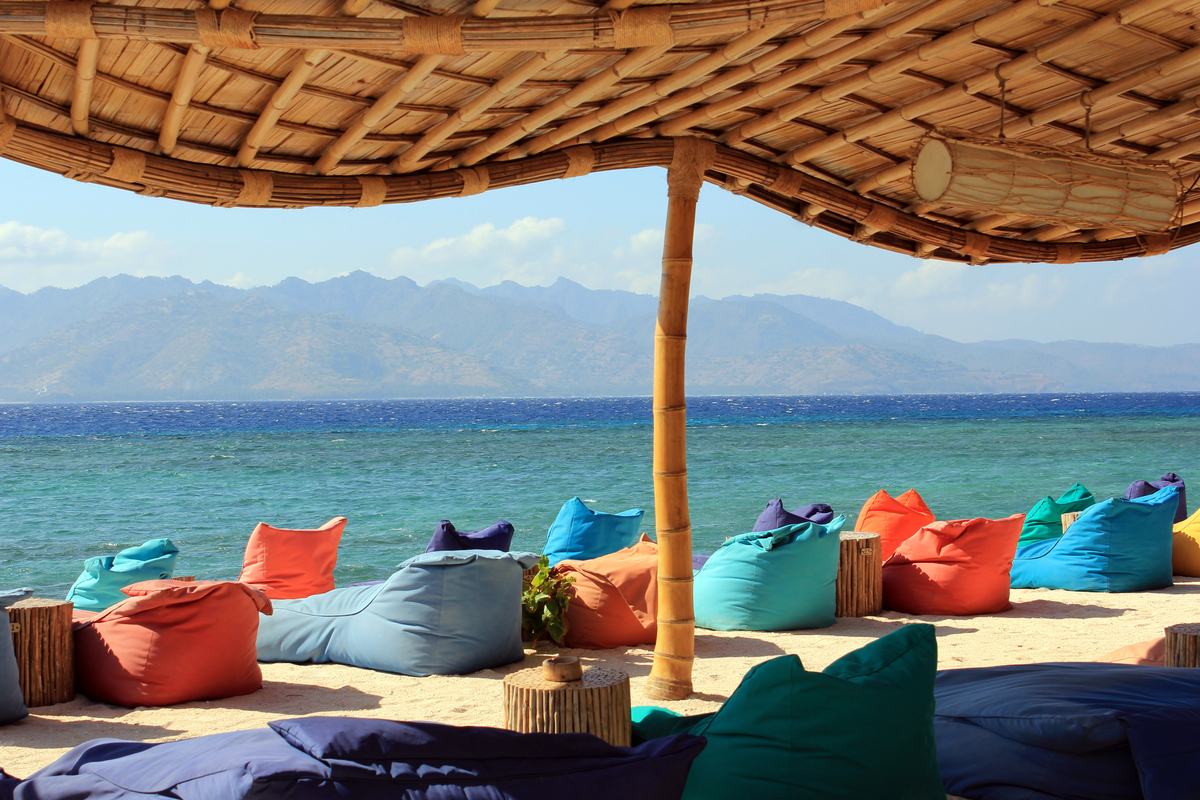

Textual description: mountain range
[1,272,1197,400]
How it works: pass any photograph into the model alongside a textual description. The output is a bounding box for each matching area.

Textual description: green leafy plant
[522,555,575,647]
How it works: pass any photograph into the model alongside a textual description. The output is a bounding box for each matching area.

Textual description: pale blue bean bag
[542,497,643,566]
[1011,486,1177,592]
[65,539,179,612]
[1,588,32,726]
[695,517,845,631]
[257,550,539,676]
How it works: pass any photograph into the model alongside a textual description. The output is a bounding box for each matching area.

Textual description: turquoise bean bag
[65,539,179,612]
[694,517,844,631]
[542,497,643,566]
[1018,482,1095,545]
[1011,486,1177,592]
[1,588,32,726]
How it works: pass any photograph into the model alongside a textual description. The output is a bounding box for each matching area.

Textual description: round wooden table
[503,666,631,746]
[9,597,75,707]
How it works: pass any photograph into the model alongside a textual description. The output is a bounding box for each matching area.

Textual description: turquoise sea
[3,394,1200,594]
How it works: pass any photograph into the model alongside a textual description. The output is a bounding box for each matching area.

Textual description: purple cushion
[1125,473,1187,523]
[425,519,515,553]
[752,498,836,531]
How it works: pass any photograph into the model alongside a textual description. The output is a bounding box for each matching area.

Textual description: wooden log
[836,532,882,617]
[8,598,75,707]
[1060,511,1081,532]
[503,666,631,746]
[1165,623,1200,668]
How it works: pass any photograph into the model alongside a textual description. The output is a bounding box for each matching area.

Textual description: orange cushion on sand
[74,579,271,708]
[1171,509,1200,577]
[882,515,1024,616]
[555,535,658,650]
[1100,638,1166,667]
[857,489,936,562]
[239,517,347,599]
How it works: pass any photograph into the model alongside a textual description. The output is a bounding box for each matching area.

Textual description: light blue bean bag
[1,588,32,726]
[695,517,845,631]
[65,539,179,612]
[542,497,643,566]
[257,550,539,676]
[1011,487,1177,592]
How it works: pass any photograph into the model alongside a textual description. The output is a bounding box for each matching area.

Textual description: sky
[2,156,1198,346]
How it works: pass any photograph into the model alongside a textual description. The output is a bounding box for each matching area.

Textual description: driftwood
[8,598,75,708]
[503,666,632,746]
[836,532,883,617]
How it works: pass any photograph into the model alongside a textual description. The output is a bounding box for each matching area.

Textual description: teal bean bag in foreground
[542,497,643,566]
[65,539,179,612]
[1018,482,1095,545]
[632,624,944,800]
[694,517,844,631]
[1,588,32,726]
[1011,486,1177,592]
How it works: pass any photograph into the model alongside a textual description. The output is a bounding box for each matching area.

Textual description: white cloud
[892,259,969,299]
[0,222,169,293]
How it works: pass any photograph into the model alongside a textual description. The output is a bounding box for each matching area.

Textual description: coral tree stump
[9,598,75,707]
[1165,623,1200,668]
[503,666,631,746]
[836,532,883,617]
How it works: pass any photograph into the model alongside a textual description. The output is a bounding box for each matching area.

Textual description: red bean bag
[1100,638,1166,666]
[238,516,346,599]
[882,515,1024,616]
[857,489,935,561]
[73,579,271,708]
[555,535,658,650]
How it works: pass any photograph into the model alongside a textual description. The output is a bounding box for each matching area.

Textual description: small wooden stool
[9,598,75,707]
[836,532,882,617]
[1165,623,1200,667]
[503,666,631,746]
[1061,511,1082,532]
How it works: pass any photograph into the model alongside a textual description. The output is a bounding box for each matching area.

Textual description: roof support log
[70,38,99,136]
[158,0,228,154]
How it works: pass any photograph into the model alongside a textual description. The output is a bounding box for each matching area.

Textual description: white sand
[3,578,1198,778]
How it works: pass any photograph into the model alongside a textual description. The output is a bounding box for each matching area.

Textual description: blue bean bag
[425,519,515,552]
[257,550,539,676]
[65,539,179,612]
[752,498,835,529]
[935,662,1200,800]
[1011,487,1177,592]
[1126,472,1187,523]
[1,588,31,726]
[694,517,844,631]
[542,497,643,566]
[0,716,706,800]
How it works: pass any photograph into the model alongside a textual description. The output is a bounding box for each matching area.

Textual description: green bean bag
[1018,482,1094,545]
[632,624,943,800]
[65,539,180,612]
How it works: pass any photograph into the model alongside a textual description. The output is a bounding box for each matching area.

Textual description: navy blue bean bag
[257,550,538,676]
[425,519,515,552]
[935,662,1200,800]
[1126,472,1188,523]
[0,589,31,726]
[0,716,706,800]
[752,498,835,529]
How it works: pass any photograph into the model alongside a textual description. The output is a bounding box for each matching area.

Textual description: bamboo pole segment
[1164,623,1200,668]
[70,39,99,136]
[1085,95,1200,150]
[503,667,632,746]
[158,0,229,154]
[8,598,75,707]
[836,532,882,617]
[645,136,714,702]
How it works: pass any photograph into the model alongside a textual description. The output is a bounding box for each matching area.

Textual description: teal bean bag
[65,539,180,612]
[542,497,643,566]
[632,624,944,800]
[1,588,32,726]
[694,517,844,631]
[1011,486,1177,592]
[1019,482,1095,545]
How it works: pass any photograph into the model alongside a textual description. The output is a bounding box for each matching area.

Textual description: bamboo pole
[158,0,229,154]
[645,136,714,702]
[70,38,99,136]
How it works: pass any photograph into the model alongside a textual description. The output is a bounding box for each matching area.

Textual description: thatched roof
[2,0,1200,264]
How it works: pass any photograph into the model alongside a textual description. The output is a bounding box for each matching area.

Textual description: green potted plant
[522,555,575,648]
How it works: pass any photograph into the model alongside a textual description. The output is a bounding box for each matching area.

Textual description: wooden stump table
[503,666,631,746]
[1165,623,1200,668]
[9,598,75,707]
[836,532,882,617]
[1061,511,1082,532]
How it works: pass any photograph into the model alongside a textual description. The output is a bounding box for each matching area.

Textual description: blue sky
[2,156,1197,346]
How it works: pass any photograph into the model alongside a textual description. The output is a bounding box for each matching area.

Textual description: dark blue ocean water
[3,394,1199,594]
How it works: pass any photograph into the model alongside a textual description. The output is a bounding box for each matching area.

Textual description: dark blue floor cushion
[935,662,1200,800]
[257,550,539,676]
[0,716,706,800]
[425,520,515,553]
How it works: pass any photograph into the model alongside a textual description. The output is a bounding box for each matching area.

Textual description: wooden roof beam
[1085,95,1200,149]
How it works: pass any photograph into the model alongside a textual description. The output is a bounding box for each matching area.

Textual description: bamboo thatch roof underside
[3,0,1200,263]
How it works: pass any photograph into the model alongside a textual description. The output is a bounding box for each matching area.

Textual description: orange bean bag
[73,579,271,708]
[1171,509,1200,577]
[555,535,658,650]
[857,489,935,561]
[1100,638,1166,666]
[882,515,1024,616]
[238,516,347,599]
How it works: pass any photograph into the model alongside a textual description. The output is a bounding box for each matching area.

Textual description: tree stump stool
[1061,511,1082,532]
[836,532,882,617]
[9,598,75,707]
[1165,623,1200,668]
[503,666,631,746]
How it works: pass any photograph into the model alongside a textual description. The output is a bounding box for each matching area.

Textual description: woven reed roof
[3,0,1200,263]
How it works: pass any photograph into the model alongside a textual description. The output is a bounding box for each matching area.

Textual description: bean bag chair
[65,539,179,612]
[632,624,944,800]
[1,588,31,726]
[258,550,539,676]
[694,517,844,631]
[753,498,835,529]
[425,519,514,552]
[555,534,657,649]
[1010,486,1178,592]
[1100,637,1166,666]
[856,489,935,562]
[239,517,346,600]
[1171,507,1200,576]
[935,662,1200,800]
[0,716,706,800]
[882,514,1024,616]
[1126,471,1187,523]
[542,497,643,566]
[1018,482,1095,545]
[73,579,271,708]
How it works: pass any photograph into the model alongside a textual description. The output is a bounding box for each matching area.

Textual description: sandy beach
[2,577,1196,778]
